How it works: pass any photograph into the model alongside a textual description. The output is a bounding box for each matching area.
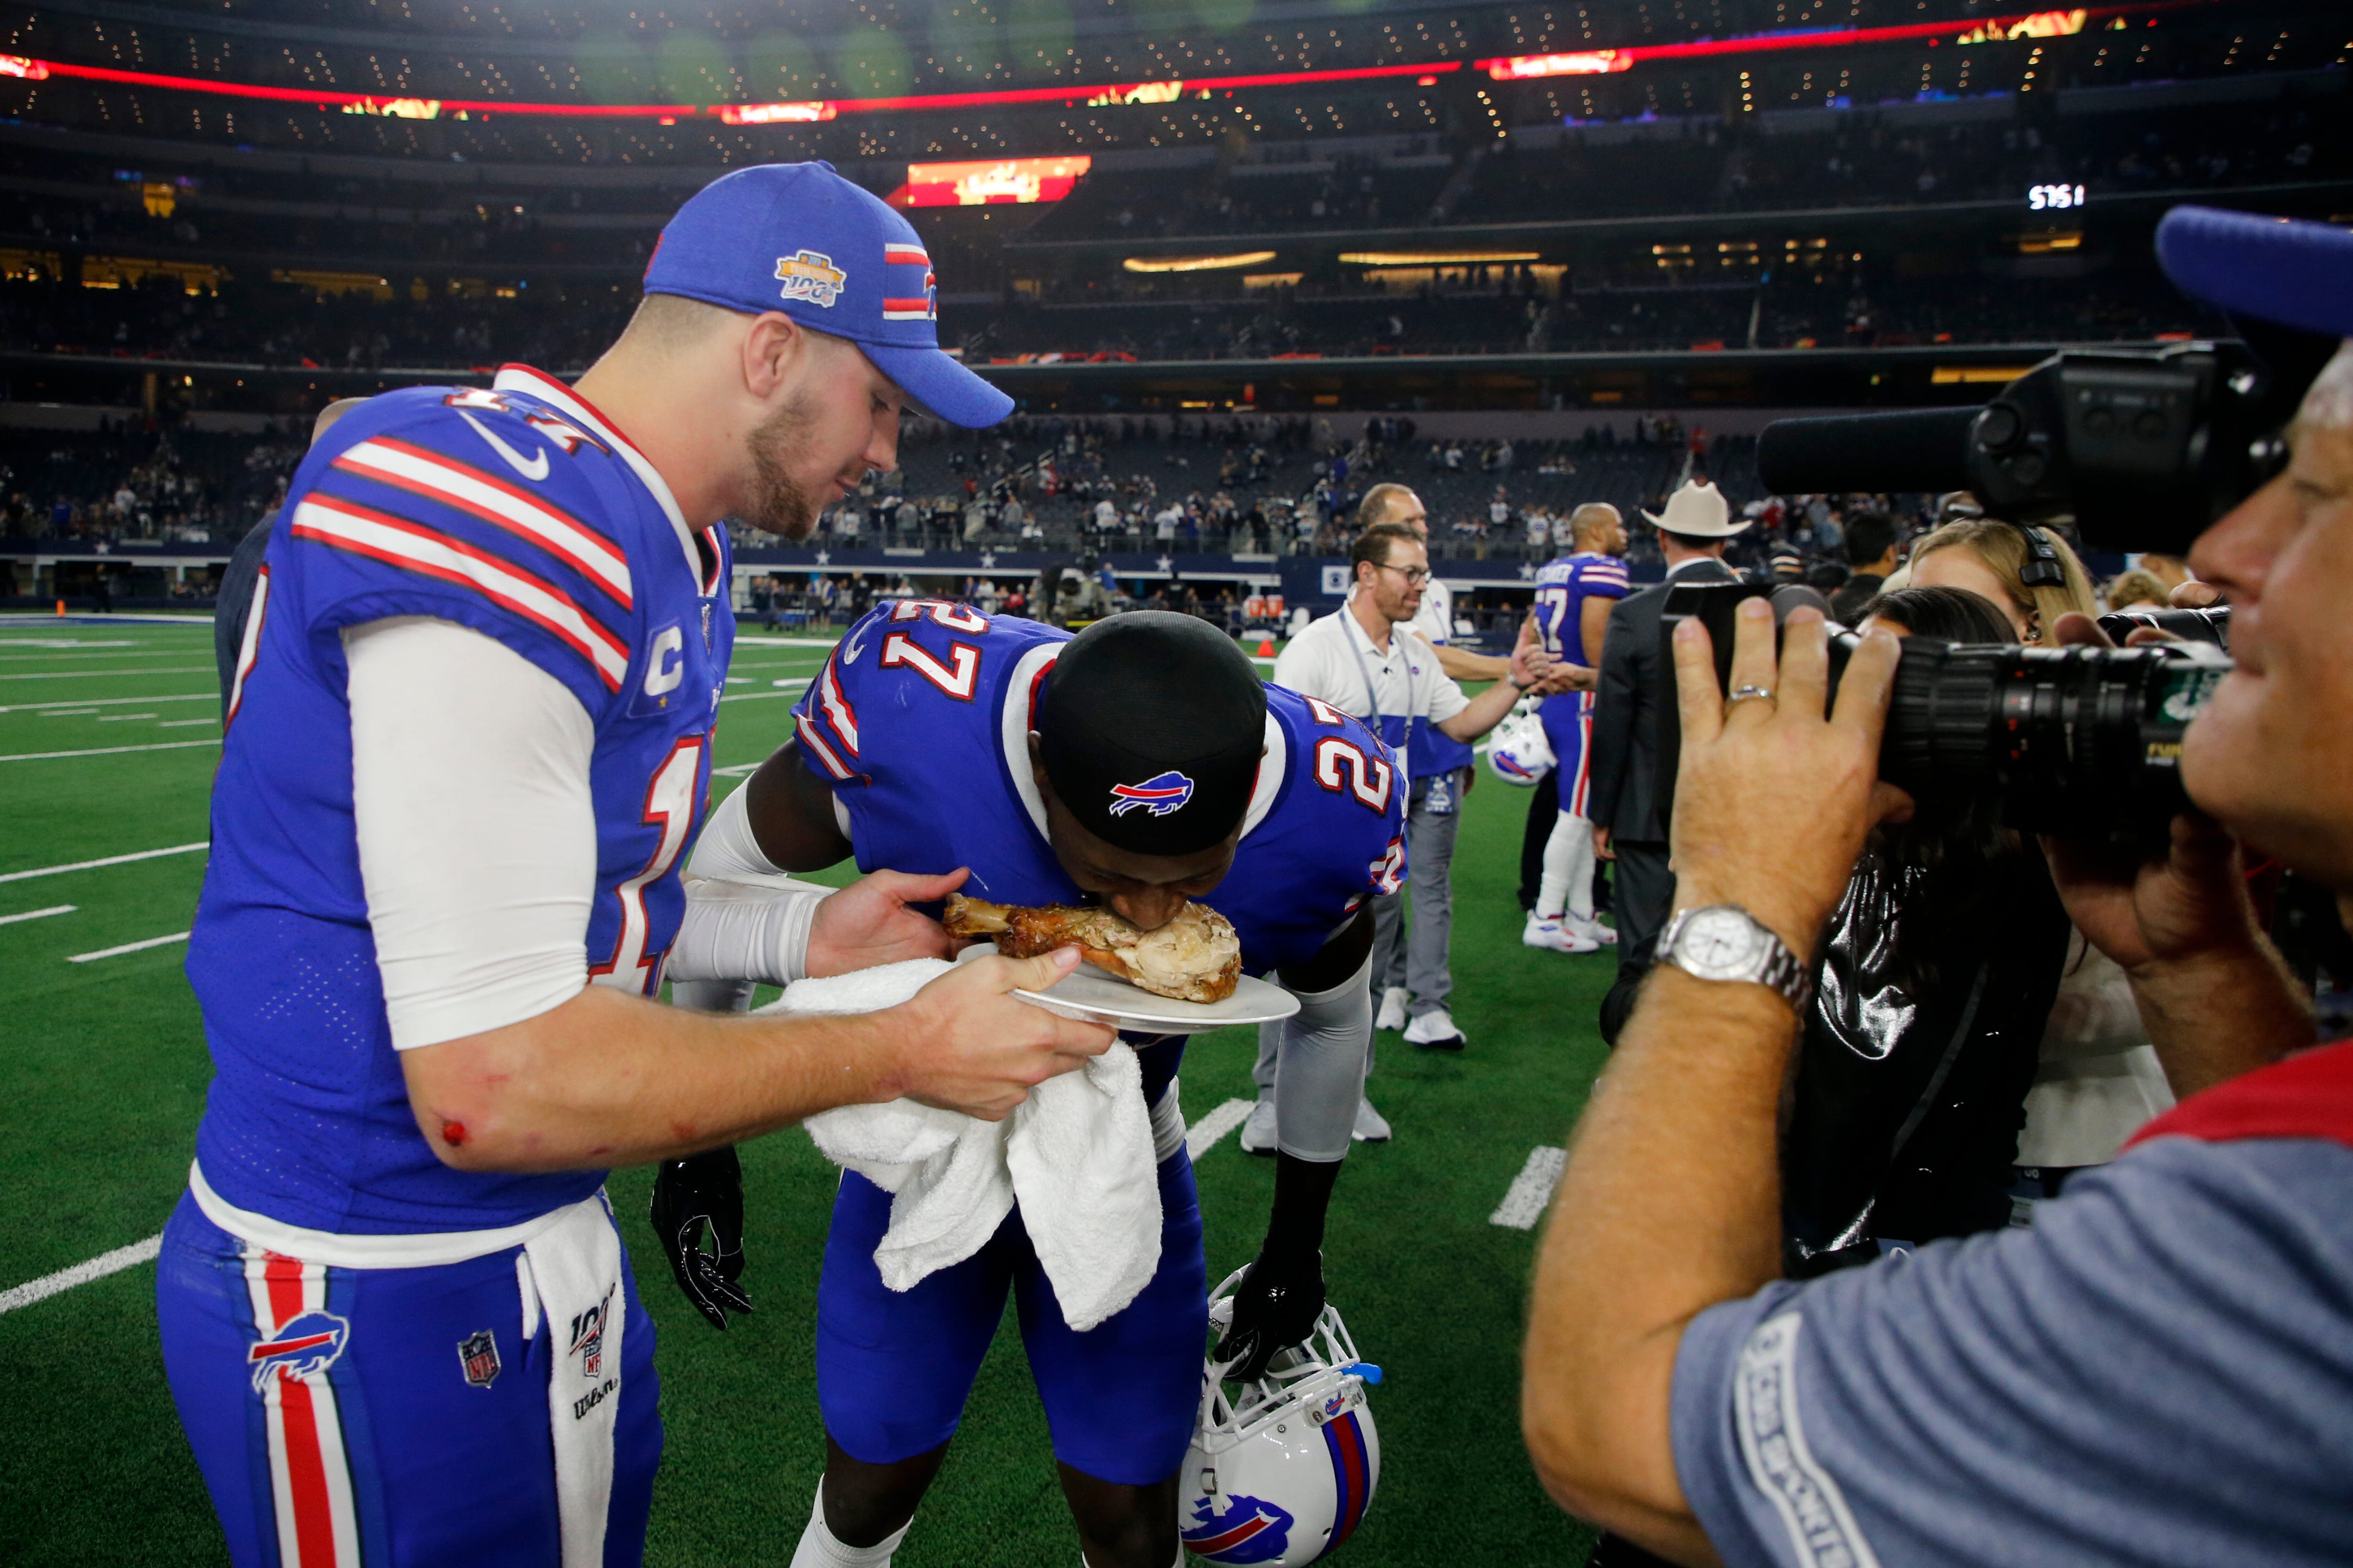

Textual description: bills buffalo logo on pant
[248,1310,351,1395]
[1182,1493,1296,1563]
[1108,770,1196,818]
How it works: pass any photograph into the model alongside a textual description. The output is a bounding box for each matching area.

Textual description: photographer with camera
[1521,204,2350,1566]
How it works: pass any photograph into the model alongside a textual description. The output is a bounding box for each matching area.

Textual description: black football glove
[1215,1247,1325,1382]
[649,1146,752,1331]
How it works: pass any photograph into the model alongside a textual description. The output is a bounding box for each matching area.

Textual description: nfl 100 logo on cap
[774,250,846,309]
[1108,771,1195,818]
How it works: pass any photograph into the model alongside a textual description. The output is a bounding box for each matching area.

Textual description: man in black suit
[1828,507,1901,625]
[1586,480,1749,1039]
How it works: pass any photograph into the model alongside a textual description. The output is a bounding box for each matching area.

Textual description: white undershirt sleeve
[345,615,597,1050]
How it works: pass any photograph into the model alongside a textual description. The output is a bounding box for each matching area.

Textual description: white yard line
[0,693,215,713]
[731,637,844,648]
[0,1235,164,1315]
[39,710,99,718]
[157,718,219,728]
[1183,1097,1257,1162]
[711,762,763,778]
[1489,1146,1568,1230]
[0,739,222,763]
[0,666,213,681]
[67,930,191,963]
[0,640,139,651]
[0,842,207,884]
[96,713,159,722]
[0,904,73,926]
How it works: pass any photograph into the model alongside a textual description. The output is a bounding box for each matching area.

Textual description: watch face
[1677,908,1764,979]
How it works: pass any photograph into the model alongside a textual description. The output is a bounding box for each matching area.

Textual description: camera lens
[1874,640,2232,840]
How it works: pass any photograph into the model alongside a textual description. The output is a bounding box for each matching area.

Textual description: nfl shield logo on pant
[457,1330,500,1390]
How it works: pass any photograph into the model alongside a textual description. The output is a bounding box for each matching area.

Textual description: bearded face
[743,392,827,540]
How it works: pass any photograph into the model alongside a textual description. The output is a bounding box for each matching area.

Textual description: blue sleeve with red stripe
[273,386,643,718]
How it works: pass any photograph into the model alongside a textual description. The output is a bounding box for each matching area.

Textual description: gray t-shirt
[1673,1134,2353,1566]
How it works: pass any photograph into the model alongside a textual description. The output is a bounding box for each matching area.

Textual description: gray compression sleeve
[1273,949,1375,1162]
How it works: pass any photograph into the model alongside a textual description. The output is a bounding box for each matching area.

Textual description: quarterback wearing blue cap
[156,162,1110,1568]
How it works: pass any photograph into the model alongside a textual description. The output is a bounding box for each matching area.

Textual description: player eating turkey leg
[656,610,1559,1568]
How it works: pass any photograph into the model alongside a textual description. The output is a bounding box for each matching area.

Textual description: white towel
[785,959,1163,1332]
[517,1193,629,1568]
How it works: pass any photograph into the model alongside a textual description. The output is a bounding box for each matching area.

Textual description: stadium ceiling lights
[1474,0,2196,79]
[1339,251,1541,266]
[0,53,1455,122]
[1122,252,1279,273]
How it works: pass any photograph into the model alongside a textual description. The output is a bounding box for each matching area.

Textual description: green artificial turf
[0,617,1613,1566]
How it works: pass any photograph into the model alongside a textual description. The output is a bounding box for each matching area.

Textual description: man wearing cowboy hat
[1586,480,1750,1029]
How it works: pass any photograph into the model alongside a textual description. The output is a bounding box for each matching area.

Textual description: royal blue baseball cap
[644,162,1014,428]
[2157,205,2353,341]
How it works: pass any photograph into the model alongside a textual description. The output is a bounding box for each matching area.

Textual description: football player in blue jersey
[656,609,1407,1568]
[1524,502,1632,955]
[157,164,1114,1568]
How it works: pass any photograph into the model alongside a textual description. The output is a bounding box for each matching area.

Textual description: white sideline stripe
[96,713,158,721]
[40,709,99,718]
[0,739,222,763]
[0,842,207,884]
[0,904,73,925]
[1490,1146,1568,1230]
[158,718,219,728]
[0,666,213,681]
[0,694,215,713]
[732,637,844,648]
[722,688,805,704]
[768,677,816,689]
[0,639,137,648]
[68,930,191,962]
[1184,1097,1257,1161]
[0,1235,164,1315]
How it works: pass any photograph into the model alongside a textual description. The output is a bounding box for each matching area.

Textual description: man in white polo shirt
[1254,520,1569,1143]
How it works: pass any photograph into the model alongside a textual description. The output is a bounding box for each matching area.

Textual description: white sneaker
[1238,1096,1279,1157]
[1523,913,1600,954]
[1375,986,1408,1033]
[1404,1008,1466,1051]
[1571,916,1619,947]
[1353,1098,1392,1142]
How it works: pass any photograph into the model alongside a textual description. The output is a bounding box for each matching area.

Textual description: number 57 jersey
[187,365,734,1235]
[793,601,1408,995]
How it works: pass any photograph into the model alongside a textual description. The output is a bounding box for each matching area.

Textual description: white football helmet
[1180,1270,1383,1565]
[1485,701,1553,786]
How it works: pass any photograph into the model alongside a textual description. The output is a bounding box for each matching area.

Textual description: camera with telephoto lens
[1659,583,2231,842]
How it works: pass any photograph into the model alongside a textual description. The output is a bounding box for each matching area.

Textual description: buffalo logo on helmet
[1181,1493,1296,1563]
[246,1310,351,1394]
[1107,770,1195,818]
[774,249,847,308]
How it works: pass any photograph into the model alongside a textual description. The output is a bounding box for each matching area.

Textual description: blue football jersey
[1532,550,1631,666]
[188,364,734,1234]
[793,602,1407,1104]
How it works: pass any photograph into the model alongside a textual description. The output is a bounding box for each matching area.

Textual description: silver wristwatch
[1658,905,1813,1013]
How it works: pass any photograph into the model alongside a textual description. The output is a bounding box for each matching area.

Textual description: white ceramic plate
[954,942,1300,1034]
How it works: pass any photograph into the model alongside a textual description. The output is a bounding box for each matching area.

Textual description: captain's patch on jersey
[775,250,847,307]
[1108,770,1194,818]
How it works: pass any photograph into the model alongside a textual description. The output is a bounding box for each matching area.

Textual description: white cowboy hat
[1642,480,1748,538]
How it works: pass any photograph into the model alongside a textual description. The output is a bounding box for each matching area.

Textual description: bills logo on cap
[774,249,847,308]
[1107,770,1194,818]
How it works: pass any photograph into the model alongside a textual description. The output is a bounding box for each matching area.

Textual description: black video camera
[1658,583,2231,842]
[1756,337,2325,553]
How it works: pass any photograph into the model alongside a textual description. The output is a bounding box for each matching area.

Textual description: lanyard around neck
[1343,611,1413,721]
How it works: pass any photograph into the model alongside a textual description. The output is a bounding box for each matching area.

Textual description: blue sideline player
[156,163,1112,1568]
[658,609,1407,1568]
[1524,502,1631,954]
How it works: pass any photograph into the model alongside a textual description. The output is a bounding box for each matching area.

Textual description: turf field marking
[711,762,762,778]
[0,904,74,926]
[158,718,220,727]
[0,666,214,681]
[0,739,223,762]
[96,713,159,722]
[1183,1097,1257,1161]
[0,693,216,713]
[1490,1146,1568,1230]
[0,1235,163,1316]
[40,709,99,718]
[732,637,844,648]
[0,842,208,884]
[67,930,192,963]
[0,639,137,650]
